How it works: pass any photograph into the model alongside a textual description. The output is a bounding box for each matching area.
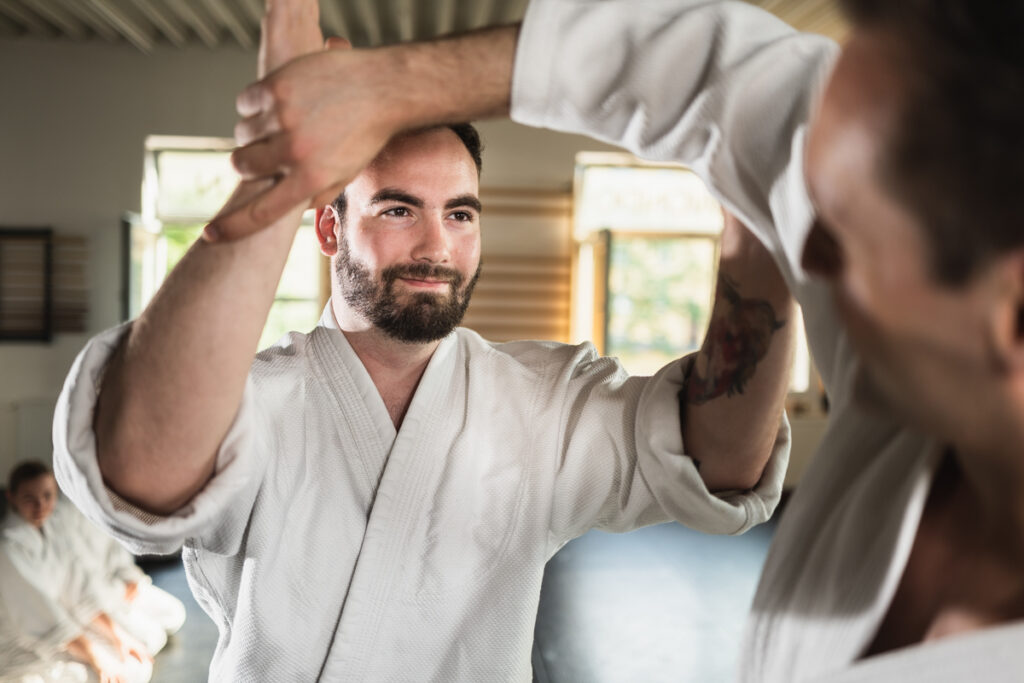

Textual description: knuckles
[282,130,313,165]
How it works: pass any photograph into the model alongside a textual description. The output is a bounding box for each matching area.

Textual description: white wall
[0,37,617,474]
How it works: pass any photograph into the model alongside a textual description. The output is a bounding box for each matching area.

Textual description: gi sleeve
[547,344,787,547]
[53,322,271,557]
[512,0,854,400]
[512,0,837,287]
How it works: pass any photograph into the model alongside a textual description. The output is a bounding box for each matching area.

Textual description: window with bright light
[127,136,324,351]
[572,153,819,407]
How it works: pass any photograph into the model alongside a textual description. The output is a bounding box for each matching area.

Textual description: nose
[411,214,450,264]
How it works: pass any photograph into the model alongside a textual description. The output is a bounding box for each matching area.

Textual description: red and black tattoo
[684,274,786,405]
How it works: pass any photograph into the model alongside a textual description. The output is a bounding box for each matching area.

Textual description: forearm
[65,633,101,670]
[87,612,119,645]
[683,213,796,491]
[218,23,519,239]
[95,0,320,514]
[94,210,301,514]
[376,24,517,130]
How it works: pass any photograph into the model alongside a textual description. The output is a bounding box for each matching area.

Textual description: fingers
[236,79,274,118]
[235,110,281,146]
[205,173,311,242]
[230,134,297,180]
[324,36,352,50]
[214,177,277,224]
[262,0,322,72]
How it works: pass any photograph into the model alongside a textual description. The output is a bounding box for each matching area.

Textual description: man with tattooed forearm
[50,2,794,677]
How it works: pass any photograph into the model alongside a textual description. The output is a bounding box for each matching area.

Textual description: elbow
[695,442,772,493]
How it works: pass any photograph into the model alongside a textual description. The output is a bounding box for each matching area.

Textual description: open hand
[204,0,361,242]
[207,43,393,242]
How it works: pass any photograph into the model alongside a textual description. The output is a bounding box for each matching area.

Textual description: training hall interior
[1,1,847,681]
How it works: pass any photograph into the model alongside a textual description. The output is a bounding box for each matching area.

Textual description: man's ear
[987,248,1024,373]
[317,205,340,257]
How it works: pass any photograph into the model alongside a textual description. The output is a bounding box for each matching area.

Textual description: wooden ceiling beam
[87,0,155,52]
[428,0,456,37]
[25,0,87,39]
[346,0,379,46]
[490,0,528,26]
[127,0,188,47]
[461,0,490,31]
[0,10,19,34]
[203,0,255,49]
[319,0,350,42]
[166,0,220,48]
[237,0,262,25]
[391,0,416,42]
[54,0,119,41]
[0,0,54,36]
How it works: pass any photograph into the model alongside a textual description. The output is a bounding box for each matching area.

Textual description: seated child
[2,461,154,683]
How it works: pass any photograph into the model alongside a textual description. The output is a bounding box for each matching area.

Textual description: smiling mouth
[398,278,451,288]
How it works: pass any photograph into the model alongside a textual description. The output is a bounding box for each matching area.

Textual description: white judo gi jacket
[49,501,186,655]
[53,305,788,681]
[0,509,109,678]
[509,0,1024,681]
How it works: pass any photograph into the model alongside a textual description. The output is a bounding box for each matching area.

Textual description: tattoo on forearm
[683,274,786,405]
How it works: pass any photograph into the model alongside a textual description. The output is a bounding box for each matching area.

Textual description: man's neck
[332,303,440,429]
[952,438,1024,565]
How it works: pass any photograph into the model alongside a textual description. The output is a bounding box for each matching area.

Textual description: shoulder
[253,329,315,369]
[453,328,618,383]
[0,514,35,551]
[248,328,325,394]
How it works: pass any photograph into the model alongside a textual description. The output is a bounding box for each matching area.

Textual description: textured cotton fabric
[50,502,185,654]
[53,305,787,681]
[510,0,1024,680]
[0,509,152,682]
[0,513,107,677]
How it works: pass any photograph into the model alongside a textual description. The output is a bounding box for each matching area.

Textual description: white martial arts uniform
[53,306,788,681]
[0,513,151,683]
[508,0,1024,681]
[50,502,186,654]
[0,541,91,683]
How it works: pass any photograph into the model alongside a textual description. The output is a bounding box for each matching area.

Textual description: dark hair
[839,1,1024,285]
[8,460,52,495]
[330,123,483,225]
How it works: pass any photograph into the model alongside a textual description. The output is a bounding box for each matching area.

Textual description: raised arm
[209,22,519,240]
[93,0,322,514]
[684,212,795,491]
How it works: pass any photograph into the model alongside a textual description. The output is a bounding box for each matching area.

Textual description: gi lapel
[316,332,458,681]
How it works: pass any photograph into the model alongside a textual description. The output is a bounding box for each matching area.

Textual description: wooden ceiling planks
[2,0,847,51]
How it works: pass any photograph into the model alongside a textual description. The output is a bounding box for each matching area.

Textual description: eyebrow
[369,188,482,214]
[445,194,482,213]
[370,189,423,208]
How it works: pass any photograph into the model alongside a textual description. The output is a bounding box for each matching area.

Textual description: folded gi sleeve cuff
[635,355,790,535]
[52,322,261,557]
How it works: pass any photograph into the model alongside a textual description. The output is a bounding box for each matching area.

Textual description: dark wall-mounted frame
[0,227,54,342]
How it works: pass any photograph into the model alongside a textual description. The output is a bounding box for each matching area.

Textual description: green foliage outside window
[606,235,716,376]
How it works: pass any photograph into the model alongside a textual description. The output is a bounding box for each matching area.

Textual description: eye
[382,206,411,218]
[449,210,475,222]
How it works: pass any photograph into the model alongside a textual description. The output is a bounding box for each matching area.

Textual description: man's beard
[335,241,480,343]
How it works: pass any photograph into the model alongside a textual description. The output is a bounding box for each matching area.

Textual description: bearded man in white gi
[52,3,795,680]
[207,0,1024,680]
